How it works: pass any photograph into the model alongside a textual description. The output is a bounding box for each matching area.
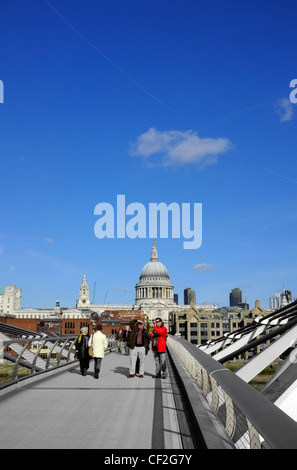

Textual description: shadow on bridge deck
[0,350,193,450]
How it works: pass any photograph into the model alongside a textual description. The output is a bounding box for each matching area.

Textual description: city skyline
[0,1,296,310]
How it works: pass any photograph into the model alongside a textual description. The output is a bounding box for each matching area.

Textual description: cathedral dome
[135,241,174,305]
[139,241,169,279]
[140,261,169,278]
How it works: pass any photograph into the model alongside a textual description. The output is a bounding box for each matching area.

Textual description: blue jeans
[153,351,167,376]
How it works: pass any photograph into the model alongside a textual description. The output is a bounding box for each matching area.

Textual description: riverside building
[0,242,269,342]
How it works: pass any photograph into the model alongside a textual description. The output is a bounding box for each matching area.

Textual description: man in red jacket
[151,317,167,379]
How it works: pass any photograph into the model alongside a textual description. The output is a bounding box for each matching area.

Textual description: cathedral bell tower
[77,274,91,308]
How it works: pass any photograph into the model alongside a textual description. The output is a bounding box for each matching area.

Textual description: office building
[229,288,242,307]
[184,288,196,305]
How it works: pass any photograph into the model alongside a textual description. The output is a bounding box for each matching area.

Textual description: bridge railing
[168,335,297,449]
[0,334,117,391]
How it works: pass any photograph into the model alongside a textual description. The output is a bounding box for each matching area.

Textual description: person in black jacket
[127,318,150,378]
[75,327,90,376]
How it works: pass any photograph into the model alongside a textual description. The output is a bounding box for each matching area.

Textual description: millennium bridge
[1,300,297,451]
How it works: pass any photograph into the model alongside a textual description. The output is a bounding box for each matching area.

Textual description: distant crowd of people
[75,318,167,380]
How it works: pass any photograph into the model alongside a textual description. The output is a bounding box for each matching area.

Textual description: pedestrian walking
[123,324,131,355]
[75,326,90,376]
[127,318,150,378]
[116,327,124,353]
[151,318,167,379]
[89,324,108,379]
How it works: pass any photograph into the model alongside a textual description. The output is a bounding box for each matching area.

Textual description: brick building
[0,310,147,337]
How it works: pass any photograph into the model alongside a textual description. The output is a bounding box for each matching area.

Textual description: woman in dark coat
[75,326,90,375]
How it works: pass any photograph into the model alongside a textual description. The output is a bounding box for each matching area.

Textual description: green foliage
[0,362,30,385]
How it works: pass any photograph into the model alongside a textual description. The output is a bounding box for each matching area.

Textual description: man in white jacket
[89,324,108,379]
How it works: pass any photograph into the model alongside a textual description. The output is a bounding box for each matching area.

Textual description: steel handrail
[0,334,117,390]
[168,335,297,449]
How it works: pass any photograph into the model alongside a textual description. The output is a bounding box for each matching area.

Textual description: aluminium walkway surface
[0,350,189,450]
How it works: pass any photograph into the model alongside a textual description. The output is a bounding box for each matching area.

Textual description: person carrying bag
[88,324,108,379]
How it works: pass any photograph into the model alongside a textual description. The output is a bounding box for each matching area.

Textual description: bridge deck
[0,350,189,449]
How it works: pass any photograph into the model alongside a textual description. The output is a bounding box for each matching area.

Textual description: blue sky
[0,0,296,309]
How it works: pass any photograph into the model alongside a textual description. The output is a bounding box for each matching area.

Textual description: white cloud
[275,98,294,123]
[114,286,129,292]
[130,128,232,167]
[24,249,80,275]
[192,263,216,272]
[43,237,55,244]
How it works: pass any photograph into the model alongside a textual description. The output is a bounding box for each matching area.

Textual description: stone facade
[0,285,22,315]
[172,300,268,345]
